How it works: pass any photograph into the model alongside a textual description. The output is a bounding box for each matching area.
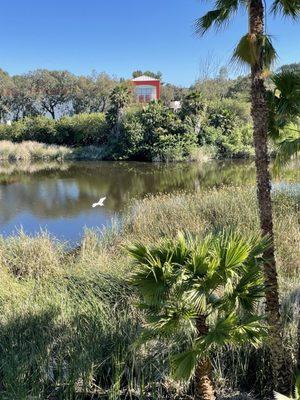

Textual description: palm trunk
[194,316,215,400]
[249,0,285,392]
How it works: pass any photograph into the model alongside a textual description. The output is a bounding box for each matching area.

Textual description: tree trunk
[194,316,215,400]
[249,0,286,393]
[50,108,56,119]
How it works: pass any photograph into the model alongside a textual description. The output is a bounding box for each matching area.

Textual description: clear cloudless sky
[0,0,299,86]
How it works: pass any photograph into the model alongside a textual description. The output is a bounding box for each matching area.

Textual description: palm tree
[128,231,268,400]
[195,0,300,390]
[106,83,131,139]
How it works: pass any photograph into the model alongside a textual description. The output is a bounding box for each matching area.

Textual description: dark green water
[0,160,299,243]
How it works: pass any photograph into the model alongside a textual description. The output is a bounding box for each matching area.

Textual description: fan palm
[128,231,269,400]
[267,70,300,167]
[195,0,300,391]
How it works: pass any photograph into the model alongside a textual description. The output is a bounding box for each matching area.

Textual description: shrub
[55,113,107,146]
[0,116,56,143]
[199,102,254,158]
[0,114,107,146]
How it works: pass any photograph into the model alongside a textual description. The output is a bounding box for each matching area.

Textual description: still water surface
[0,160,299,244]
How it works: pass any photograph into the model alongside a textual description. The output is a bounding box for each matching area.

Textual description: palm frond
[247,234,272,260]
[275,135,300,167]
[271,71,300,120]
[195,8,230,35]
[203,313,267,348]
[195,0,241,35]
[232,34,277,69]
[171,348,198,381]
[271,0,300,18]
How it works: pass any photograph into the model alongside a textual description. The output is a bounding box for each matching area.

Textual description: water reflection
[0,160,299,243]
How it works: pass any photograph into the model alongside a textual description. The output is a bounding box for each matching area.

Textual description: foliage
[0,113,107,146]
[30,69,76,119]
[104,101,199,161]
[129,231,267,382]
[266,70,300,167]
[72,72,117,114]
[106,83,132,131]
[55,113,107,146]
[267,70,300,140]
[160,83,188,105]
[0,68,14,122]
[132,70,162,80]
[200,101,254,158]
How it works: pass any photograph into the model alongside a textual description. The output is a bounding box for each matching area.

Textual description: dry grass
[0,140,108,162]
[0,140,72,161]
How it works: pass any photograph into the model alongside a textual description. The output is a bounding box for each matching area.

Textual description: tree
[31,69,76,119]
[128,231,268,400]
[0,69,13,122]
[160,83,187,106]
[195,0,300,392]
[10,75,40,120]
[72,72,117,114]
[277,62,300,73]
[132,70,162,80]
[180,91,206,136]
[226,75,252,100]
[106,83,131,139]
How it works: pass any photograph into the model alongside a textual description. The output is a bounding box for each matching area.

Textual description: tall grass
[0,140,107,162]
[0,187,298,398]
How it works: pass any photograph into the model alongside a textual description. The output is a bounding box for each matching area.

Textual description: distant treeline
[0,67,254,122]
[1,64,297,161]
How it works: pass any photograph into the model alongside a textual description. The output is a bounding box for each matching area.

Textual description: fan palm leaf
[232,34,277,68]
[275,136,300,166]
[271,0,300,17]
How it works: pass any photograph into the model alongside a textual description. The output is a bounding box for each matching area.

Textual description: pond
[0,160,299,244]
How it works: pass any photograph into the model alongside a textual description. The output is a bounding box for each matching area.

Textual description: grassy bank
[0,140,212,164]
[0,187,299,399]
[0,140,107,162]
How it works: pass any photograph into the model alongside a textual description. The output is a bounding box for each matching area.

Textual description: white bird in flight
[92,197,106,208]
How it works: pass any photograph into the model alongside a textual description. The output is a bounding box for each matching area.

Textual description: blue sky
[0,0,299,86]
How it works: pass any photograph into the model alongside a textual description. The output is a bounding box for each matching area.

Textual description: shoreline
[0,140,253,163]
